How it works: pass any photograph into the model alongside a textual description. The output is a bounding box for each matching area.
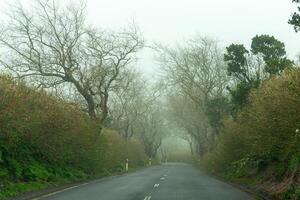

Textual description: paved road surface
[35,163,254,200]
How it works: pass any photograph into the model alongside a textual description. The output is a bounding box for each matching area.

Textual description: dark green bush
[23,163,50,181]
[0,167,9,179]
[7,159,22,179]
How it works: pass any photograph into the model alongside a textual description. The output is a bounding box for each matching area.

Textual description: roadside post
[149,158,152,166]
[296,129,299,140]
[125,158,129,172]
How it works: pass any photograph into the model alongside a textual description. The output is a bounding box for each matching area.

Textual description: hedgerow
[201,69,300,199]
[0,76,147,199]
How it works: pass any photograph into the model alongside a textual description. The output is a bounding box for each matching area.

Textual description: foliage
[224,35,293,114]
[0,182,47,199]
[251,35,293,75]
[228,80,260,112]
[289,0,300,32]
[224,44,250,81]
[0,76,148,199]
[201,69,300,198]
[205,96,231,136]
[23,163,51,181]
[99,129,148,173]
[251,35,285,58]
[205,97,230,127]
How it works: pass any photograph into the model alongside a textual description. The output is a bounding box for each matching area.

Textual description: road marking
[164,174,167,177]
[154,183,159,188]
[31,183,89,200]
[143,196,151,200]
[160,177,165,180]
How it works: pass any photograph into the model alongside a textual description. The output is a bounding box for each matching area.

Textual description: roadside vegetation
[201,69,300,199]
[0,1,164,199]
[0,76,148,199]
[157,1,300,199]
[0,0,300,199]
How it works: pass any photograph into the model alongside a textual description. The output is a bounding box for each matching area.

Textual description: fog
[0,0,299,157]
[86,0,300,77]
[0,1,299,198]
[1,0,300,78]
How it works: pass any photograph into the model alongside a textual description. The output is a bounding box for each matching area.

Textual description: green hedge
[201,69,300,199]
[0,76,148,199]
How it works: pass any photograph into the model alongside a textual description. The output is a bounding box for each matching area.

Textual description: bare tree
[170,128,195,156]
[156,36,228,109]
[138,108,166,158]
[110,80,166,158]
[157,36,230,155]
[166,92,209,156]
[0,0,143,123]
[109,70,147,138]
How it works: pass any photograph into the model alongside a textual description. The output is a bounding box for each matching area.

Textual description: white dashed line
[160,177,165,180]
[144,196,152,200]
[154,183,160,188]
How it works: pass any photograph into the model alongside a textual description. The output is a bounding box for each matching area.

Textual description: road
[35,163,254,200]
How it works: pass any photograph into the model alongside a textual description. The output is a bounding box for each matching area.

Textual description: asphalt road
[36,163,254,200]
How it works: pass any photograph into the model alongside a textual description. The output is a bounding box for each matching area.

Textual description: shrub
[99,130,147,172]
[202,69,300,196]
[0,75,147,191]
[23,163,50,181]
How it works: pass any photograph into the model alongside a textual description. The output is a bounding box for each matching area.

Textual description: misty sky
[0,0,299,77]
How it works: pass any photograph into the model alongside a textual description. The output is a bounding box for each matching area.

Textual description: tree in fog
[157,37,228,109]
[157,36,229,154]
[251,35,293,75]
[109,70,147,139]
[166,92,210,155]
[289,0,300,32]
[224,35,293,112]
[138,107,166,159]
[108,73,165,157]
[224,43,262,111]
[0,0,143,123]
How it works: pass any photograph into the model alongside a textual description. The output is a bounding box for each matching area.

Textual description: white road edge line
[31,183,89,200]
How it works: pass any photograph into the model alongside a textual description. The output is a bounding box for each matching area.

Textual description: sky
[0,0,300,78]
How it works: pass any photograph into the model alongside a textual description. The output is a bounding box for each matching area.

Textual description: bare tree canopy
[156,36,229,108]
[156,36,230,155]
[0,0,143,123]
[109,70,147,138]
